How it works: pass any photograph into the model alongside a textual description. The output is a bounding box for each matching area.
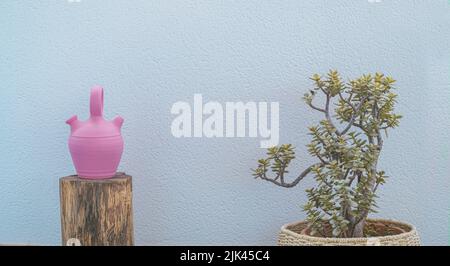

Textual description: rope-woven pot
[278,219,420,246]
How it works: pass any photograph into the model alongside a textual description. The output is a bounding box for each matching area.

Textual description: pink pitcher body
[66,86,124,179]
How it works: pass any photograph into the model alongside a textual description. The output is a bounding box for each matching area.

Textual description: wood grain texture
[60,172,134,246]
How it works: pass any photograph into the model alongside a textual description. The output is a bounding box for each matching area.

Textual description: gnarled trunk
[352,218,366,237]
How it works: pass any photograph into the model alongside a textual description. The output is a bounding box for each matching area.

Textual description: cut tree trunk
[60,172,134,246]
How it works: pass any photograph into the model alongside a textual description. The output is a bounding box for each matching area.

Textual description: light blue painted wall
[1,0,449,245]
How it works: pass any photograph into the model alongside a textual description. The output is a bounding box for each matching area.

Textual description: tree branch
[258,163,323,188]
[307,102,326,113]
[316,153,328,164]
[338,91,356,112]
[372,182,380,193]
[342,168,351,180]
[348,172,358,187]
[325,94,341,135]
[340,96,368,135]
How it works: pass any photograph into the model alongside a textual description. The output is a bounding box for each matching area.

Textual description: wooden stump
[60,172,134,246]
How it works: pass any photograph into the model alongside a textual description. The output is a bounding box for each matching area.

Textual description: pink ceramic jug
[66,86,124,179]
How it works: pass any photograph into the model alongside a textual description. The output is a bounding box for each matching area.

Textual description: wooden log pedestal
[59,172,134,246]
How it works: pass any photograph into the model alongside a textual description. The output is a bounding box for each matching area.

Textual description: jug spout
[113,116,124,129]
[66,115,82,133]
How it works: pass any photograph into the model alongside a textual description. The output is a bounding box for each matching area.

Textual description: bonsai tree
[252,70,401,238]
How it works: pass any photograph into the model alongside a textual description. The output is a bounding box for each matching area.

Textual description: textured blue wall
[1,0,449,245]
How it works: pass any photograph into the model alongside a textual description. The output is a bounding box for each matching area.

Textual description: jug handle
[90,86,104,117]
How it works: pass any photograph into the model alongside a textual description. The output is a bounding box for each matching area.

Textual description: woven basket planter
[278,219,420,246]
